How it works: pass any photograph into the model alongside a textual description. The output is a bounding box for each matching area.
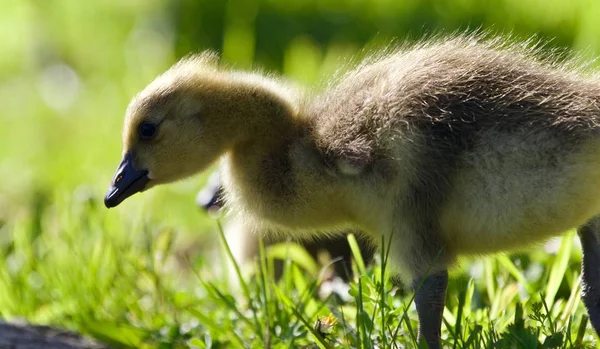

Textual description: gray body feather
[227,37,600,280]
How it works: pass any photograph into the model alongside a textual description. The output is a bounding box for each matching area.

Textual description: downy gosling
[104,36,600,348]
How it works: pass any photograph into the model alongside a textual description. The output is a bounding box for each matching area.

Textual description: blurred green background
[2,0,600,345]
[2,0,600,261]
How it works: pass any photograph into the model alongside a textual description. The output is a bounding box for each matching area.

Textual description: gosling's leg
[578,218,600,336]
[413,270,448,349]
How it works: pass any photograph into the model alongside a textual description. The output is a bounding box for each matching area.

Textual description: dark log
[0,322,108,349]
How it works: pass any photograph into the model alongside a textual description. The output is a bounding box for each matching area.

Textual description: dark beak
[104,152,150,208]
[196,185,225,211]
[196,171,224,212]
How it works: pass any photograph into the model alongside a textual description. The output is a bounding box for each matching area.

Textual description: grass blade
[347,234,366,276]
[215,221,262,335]
[544,233,574,307]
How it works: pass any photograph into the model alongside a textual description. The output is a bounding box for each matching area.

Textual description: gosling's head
[104,52,241,208]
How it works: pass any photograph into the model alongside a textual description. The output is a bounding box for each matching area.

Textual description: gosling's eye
[139,122,157,140]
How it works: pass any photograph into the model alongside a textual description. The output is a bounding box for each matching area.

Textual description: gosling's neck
[218,72,300,152]
[218,73,300,188]
[218,74,348,232]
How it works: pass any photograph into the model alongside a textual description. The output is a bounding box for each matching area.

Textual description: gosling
[104,36,600,348]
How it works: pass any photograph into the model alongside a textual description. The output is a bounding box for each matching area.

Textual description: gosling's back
[303,37,600,258]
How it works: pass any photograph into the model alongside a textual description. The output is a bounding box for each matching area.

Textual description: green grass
[3,0,600,348]
[0,195,597,348]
